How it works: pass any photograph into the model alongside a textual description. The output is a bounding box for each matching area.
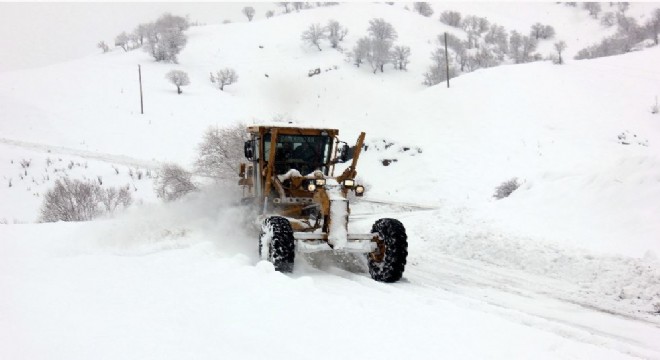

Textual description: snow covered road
[406,256,660,359]
[0,137,160,170]
[2,192,659,360]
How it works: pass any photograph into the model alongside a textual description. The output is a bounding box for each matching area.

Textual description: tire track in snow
[342,200,660,359]
[313,258,660,359]
[405,260,660,359]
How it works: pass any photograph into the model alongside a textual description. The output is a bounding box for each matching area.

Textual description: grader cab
[238,125,407,282]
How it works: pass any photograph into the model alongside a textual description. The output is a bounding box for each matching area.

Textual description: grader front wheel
[259,216,295,272]
[368,218,408,282]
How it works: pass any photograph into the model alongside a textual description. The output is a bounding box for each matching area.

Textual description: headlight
[355,185,365,196]
[343,179,355,188]
[306,183,317,192]
[315,178,326,187]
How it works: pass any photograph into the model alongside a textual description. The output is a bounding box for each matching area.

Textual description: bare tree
[99,187,133,214]
[469,47,499,70]
[278,2,291,13]
[617,2,630,14]
[242,6,256,21]
[439,10,462,27]
[115,32,130,51]
[509,30,523,63]
[554,40,567,64]
[391,45,411,70]
[601,12,616,27]
[326,20,348,48]
[485,24,509,55]
[155,164,197,202]
[616,12,638,33]
[618,22,646,52]
[462,15,490,48]
[350,37,371,67]
[530,23,543,39]
[584,2,602,18]
[97,41,110,53]
[441,32,463,51]
[127,33,140,49]
[441,33,469,71]
[301,23,326,51]
[368,39,393,74]
[141,13,190,63]
[266,10,275,19]
[39,179,132,222]
[413,2,434,17]
[40,178,101,222]
[143,15,188,63]
[145,27,187,63]
[646,8,660,45]
[165,70,190,94]
[575,35,626,59]
[133,24,150,46]
[423,48,457,86]
[293,2,305,12]
[368,18,398,41]
[210,68,239,91]
[195,124,250,179]
[155,13,190,32]
[543,25,555,39]
[521,35,538,62]
[509,31,539,63]
[530,23,555,40]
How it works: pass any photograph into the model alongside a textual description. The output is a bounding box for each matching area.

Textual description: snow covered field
[2,2,660,359]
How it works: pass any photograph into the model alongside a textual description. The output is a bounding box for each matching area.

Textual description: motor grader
[238,124,407,282]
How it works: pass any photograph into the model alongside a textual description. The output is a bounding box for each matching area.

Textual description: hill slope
[1,3,658,255]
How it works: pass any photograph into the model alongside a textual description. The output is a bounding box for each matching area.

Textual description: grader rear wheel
[368,218,408,282]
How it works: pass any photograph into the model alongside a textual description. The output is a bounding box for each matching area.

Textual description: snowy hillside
[2,2,660,359]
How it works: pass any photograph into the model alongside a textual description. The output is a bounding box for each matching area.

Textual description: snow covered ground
[2,2,660,359]
[3,189,660,359]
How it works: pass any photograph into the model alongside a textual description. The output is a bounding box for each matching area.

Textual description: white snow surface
[276,168,303,182]
[3,188,660,360]
[2,2,660,359]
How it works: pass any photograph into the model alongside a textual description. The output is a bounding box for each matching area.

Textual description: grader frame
[238,124,407,282]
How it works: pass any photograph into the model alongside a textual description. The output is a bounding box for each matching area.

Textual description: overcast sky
[0,2,275,73]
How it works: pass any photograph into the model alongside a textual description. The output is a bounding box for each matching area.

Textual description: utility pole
[138,65,144,114]
[444,32,450,88]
